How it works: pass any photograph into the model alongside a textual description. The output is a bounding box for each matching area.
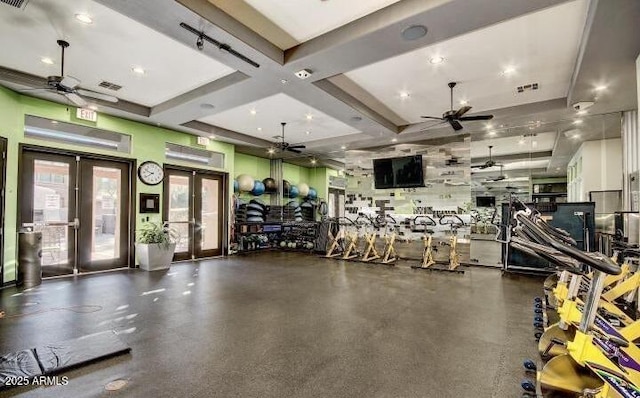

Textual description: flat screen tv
[373,155,424,189]
[476,196,496,207]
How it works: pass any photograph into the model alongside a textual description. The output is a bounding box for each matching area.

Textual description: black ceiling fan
[472,145,502,169]
[485,165,506,182]
[270,122,306,154]
[23,40,118,107]
[421,82,493,131]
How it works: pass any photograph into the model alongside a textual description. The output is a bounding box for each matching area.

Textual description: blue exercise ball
[233,180,239,193]
[251,181,265,196]
[289,185,299,198]
[307,188,317,199]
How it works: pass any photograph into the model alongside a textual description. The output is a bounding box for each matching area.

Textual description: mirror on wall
[468,112,622,267]
[343,135,472,265]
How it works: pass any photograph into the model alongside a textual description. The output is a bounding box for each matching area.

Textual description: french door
[19,150,132,277]
[163,167,225,260]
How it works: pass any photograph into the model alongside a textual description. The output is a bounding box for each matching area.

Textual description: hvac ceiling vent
[1,0,29,9]
[517,83,539,93]
[98,81,123,91]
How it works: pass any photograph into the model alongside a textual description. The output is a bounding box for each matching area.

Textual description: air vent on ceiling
[517,83,539,93]
[98,81,123,91]
[1,0,29,9]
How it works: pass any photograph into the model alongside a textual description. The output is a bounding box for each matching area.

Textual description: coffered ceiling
[0,0,637,174]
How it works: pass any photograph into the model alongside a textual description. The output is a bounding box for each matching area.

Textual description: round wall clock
[138,161,164,186]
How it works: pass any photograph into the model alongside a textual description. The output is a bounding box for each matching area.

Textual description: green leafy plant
[136,221,178,248]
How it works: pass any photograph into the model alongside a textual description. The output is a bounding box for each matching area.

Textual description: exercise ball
[280,241,287,248]
[233,180,239,193]
[289,185,299,198]
[298,183,309,197]
[262,177,277,193]
[251,181,265,196]
[307,188,317,199]
[237,174,254,192]
[283,180,291,196]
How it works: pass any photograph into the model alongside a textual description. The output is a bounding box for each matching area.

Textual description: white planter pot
[135,243,176,271]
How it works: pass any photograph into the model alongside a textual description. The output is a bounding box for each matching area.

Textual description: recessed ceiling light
[556,167,561,171]
[573,119,583,125]
[281,79,288,84]
[132,67,145,75]
[399,91,410,99]
[88,105,98,111]
[401,25,428,41]
[340,145,346,150]
[268,148,275,154]
[573,134,581,139]
[305,131,310,135]
[310,159,317,164]
[209,135,216,139]
[488,131,496,136]
[532,141,538,147]
[41,57,54,65]
[257,127,262,131]
[429,56,444,64]
[391,138,398,143]
[518,138,525,145]
[75,13,93,24]
[250,109,257,116]
[51,120,59,125]
[459,100,468,106]
[306,114,313,120]
[576,110,588,116]
[594,85,608,92]
[485,123,493,130]
[501,66,516,76]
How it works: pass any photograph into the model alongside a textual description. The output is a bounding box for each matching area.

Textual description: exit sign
[76,108,97,122]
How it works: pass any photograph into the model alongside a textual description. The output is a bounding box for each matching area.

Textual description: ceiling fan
[484,165,506,182]
[421,82,493,131]
[472,145,502,169]
[24,40,118,107]
[270,122,306,154]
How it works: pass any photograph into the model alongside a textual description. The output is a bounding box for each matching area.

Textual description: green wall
[0,87,235,283]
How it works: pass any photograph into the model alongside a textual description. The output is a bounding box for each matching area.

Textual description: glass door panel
[165,171,193,261]
[195,175,222,257]
[78,159,130,272]
[20,152,77,277]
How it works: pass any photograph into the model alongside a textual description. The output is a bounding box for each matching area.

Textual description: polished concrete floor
[1,252,542,397]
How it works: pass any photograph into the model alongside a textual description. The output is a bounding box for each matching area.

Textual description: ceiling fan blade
[64,92,87,107]
[288,145,306,149]
[60,76,80,89]
[471,164,488,169]
[448,119,463,131]
[459,115,494,121]
[421,116,443,120]
[77,88,118,103]
[286,148,302,154]
[454,106,472,118]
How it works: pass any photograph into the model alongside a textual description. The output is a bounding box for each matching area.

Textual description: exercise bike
[410,215,437,269]
[511,206,640,397]
[439,215,465,272]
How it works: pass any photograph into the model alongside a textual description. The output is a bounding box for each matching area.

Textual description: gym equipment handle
[438,215,464,226]
[515,212,620,275]
[413,215,436,226]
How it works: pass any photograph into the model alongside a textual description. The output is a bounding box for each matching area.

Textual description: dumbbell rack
[233,221,319,254]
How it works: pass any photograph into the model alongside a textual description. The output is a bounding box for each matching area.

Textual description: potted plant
[135,221,178,271]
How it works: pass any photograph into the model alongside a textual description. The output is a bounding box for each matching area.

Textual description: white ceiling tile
[0,0,235,107]
[199,93,360,144]
[243,0,402,44]
[345,0,589,124]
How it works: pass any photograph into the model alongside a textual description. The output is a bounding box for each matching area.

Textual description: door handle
[71,218,80,230]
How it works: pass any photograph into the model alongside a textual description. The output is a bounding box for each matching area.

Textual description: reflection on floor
[470,235,503,268]
[0,252,541,397]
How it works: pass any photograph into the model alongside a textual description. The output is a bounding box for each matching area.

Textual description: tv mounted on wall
[476,196,496,207]
[373,155,424,189]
